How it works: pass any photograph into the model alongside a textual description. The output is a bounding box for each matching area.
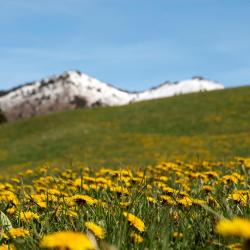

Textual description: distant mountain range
[0,70,224,121]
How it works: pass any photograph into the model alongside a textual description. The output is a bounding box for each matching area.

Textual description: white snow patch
[0,71,224,115]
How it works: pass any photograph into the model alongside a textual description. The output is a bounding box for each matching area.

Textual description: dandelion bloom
[177,197,193,207]
[19,211,39,222]
[146,196,157,204]
[71,195,98,206]
[215,218,250,238]
[6,207,16,215]
[4,228,29,239]
[85,221,105,239]
[172,232,183,239]
[131,232,144,244]
[123,212,145,232]
[40,231,94,250]
[227,243,243,250]
[0,244,16,250]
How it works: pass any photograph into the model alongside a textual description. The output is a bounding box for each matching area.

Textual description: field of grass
[0,86,250,173]
[0,158,249,249]
[0,86,250,249]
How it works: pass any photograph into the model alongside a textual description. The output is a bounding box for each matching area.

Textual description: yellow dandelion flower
[0,191,19,206]
[37,201,47,208]
[123,212,145,232]
[71,195,98,206]
[172,232,183,239]
[120,201,131,208]
[25,169,33,175]
[0,244,16,250]
[85,221,105,239]
[131,232,144,244]
[10,178,20,184]
[228,193,248,206]
[73,179,89,191]
[6,207,16,215]
[146,196,157,204]
[19,211,39,222]
[202,185,213,192]
[177,197,193,207]
[40,231,94,250]
[162,187,177,195]
[227,243,242,250]
[215,218,250,238]
[5,228,30,239]
[157,176,168,182]
[58,209,78,218]
[207,196,220,208]
[170,211,180,221]
[221,175,239,184]
[110,186,129,195]
[160,195,176,205]
[191,198,206,206]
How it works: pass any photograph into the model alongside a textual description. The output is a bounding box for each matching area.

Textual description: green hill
[0,86,250,173]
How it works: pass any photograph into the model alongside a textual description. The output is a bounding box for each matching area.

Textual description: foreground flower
[0,244,15,250]
[71,195,98,206]
[19,211,39,222]
[40,231,94,250]
[215,218,250,238]
[4,228,29,239]
[123,212,145,232]
[131,232,144,244]
[227,243,243,250]
[85,221,105,239]
[172,232,183,239]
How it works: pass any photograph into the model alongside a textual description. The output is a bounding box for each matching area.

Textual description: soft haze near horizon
[0,0,250,91]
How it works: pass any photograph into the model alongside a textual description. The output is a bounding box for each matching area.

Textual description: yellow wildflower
[85,221,105,239]
[40,231,94,250]
[123,212,145,232]
[120,201,131,208]
[177,197,193,207]
[228,192,248,206]
[192,198,206,206]
[6,207,16,215]
[71,195,98,206]
[202,185,213,192]
[5,228,29,239]
[19,211,39,222]
[172,232,183,239]
[131,232,144,244]
[110,186,129,195]
[227,243,242,250]
[215,218,250,238]
[0,244,16,250]
[160,195,176,205]
[37,201,47,208]
[146,196,157,204]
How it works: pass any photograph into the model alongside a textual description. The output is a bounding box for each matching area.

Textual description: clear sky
[0,0,250,91]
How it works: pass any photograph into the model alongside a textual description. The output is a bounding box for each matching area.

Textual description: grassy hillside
[0,86,250,173]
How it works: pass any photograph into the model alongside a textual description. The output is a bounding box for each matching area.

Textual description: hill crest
[0,70,224,121]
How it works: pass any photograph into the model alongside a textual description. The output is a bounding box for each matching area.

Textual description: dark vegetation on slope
[0,109,7,124]
[0,86,250,173]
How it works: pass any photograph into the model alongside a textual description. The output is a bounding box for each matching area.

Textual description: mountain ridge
[0,70,224,121]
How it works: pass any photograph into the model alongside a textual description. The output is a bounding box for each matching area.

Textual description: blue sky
[0,0,250,91]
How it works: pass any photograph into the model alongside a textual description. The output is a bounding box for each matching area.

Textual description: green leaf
[0,211,12,231]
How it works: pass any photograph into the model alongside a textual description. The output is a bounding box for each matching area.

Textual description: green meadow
[0,86,250,173]
[0,86,250,250]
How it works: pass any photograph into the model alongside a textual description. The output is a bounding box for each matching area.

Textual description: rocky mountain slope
[0,71,224,121]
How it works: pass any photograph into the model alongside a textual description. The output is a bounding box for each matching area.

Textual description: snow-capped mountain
[0,71,224,121]
[136,77,224,101]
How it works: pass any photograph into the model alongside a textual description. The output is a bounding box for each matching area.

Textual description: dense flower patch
[0,157,249,249]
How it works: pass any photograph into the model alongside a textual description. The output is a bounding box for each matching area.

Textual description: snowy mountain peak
[0,71,224,121]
